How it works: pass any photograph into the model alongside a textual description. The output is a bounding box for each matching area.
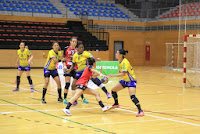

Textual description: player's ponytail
[87,57,96,65]
[118,49,128,58]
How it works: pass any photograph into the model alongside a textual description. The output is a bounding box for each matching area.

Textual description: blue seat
[22,5,26,8]
[0,7,5,11]
[103,13,109,17]
[94,6,98,9]
[65,4,70,7]
[110,7,114,10]
[95,3,99,6]
[111,4,115,7]
[115,8,120,11]
[74,11,80,15]
[76,5,81,8]
[0,0,4,3]
[125,15,130,18]
[28,5,33,8]
[44,10,50,13]
[84,2,89,5]
[99,10,104,13]
[87,12,92,16]
[38,9,43,13]
[120,15,125,18]
[69,8,74,11]
[82,5,87,8]
[61,0,65,3]
[71,4,75,8]
[36,2,41,6]
[6,7,12,11]
[6,0,11,3]
[92,12,97,16]
[19,8,25,12]
[104,10,109,14]
[39,0,43,2]
[89,2,93,6]
[93,9,97,12]
[87,9,92,12]
[114,14,120,18]
[99,7,104,10]
[109,11,114,14]
[105,3,110,7]
[67,1,72,4]
[30,2,36,5]
[115,11,120,14]
[32,9,37,13]
[9,4,14,7]
[73,1,77,4]
[75,8,80,12]
[100,3,104,6]
[85,0,89,2]
[81,8,86,12]
[26,8,31,12]
[42,3,47,6]
[33,0,37,1]
[16,4,20,8]
[78,1,82,4]
[18,1,23,4]
[44,0,49,2]
[120,11,124,14]
[12,1,17,4]
[46,6,51,10]
[109,14,114,17]
[34,5,39,9]
[56,11,61,14]
[88,6,93,9]
[51,10,56,14]
[3,3,8,7]
[52,6,57,10]
[40,6,45,9]
[91,0,95,2]
[24,2,29,5]
[105,7,109,10]
[13,7,18,11]
[98,13,103,17]
[48,3,53,6]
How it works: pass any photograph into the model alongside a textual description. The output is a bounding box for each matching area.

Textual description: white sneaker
[102,106,112,112]
[62,108,71,116]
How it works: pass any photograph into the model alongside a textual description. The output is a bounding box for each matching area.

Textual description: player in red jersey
[62,37,88,104]
[63,57,112,116]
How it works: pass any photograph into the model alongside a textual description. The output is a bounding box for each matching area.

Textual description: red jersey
[63,46,78,69]
[76,65,94,87]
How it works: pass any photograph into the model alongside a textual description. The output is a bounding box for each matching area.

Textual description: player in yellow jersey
[41,42,63,104]
[108,49,144,117]
[13,42,34,92]
[67,44,111,106]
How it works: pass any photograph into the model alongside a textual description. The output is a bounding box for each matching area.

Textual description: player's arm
[90,68,105,77]
[28,54,33,65]
[107,72,126,78]
[16,57,19,67]
[52,57,59,63]
[67,62,75,72]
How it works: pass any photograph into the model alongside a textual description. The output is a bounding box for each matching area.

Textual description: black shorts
[44,68,59,78]
[76,85,87,91]
[64,68,76,78]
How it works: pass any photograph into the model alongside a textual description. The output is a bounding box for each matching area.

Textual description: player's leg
[53,72,63,102]
[63,88,83,116]
[13,69,24,91]
[128,84,144,117]
[71,78,78,106]
[91,77,111,99]
[41,69,50,104]
[25,66,34,92]
[84,87,112,112]
[63,71,71,104]
[111,80,125,108]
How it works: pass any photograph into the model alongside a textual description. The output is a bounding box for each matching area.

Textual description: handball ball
[101,76,109,84]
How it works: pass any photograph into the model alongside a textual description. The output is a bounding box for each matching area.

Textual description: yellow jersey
[119,58,136,81]
[72,51,93,71]
[17,48,32,67]
[44,49,62,70]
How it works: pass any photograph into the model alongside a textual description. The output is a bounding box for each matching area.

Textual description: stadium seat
[19,8,25,12]
[34,6,39,9]
[22,5,27,8]
[93,9,97,12]
[109,14,114,17]
[6,0,11,3]
[12,7,18,11]
[95,3,100,6]
[87,9,92,12]
[114,14,120,18]
[82,5,87,8]
[81,8,86,12]
[67,1,72,4]
[76,5,81,8]
[105,4,110,7]
[38,9,44,13]
[74,11,80,15]
[44,10,50,13]
[111,4,115,7]
[120,15,125,18]
[42,3,47,6]
[12,1,17,4]
[16,4,21,8]
[6,7,12,11]
[26,8,32,12]
[92,12,97,16]
[46,6,51,10]
[94,6,98,9]
[87,12,92,16]
[52,7,57,10]
[24,2,29,5]
[45,0,49,2]
[65,4,70,7]
[61,0,65,4]
[48,3,53,6]
[37,3,41,6]
[3,3,8,7]
[18,1,23,4]
[84,2,89,5]
[69,8,74,11]
[33,9,37,13]
[104,10,109,14]
[9,4,14,7]
[71,4,75,8]
[88,6,93,9]
[73,1,77,4]
[75,8,80,12]
[103,13,109,17]
[28,5,33,9]
[0,0,4,3]
[98,13,103,17]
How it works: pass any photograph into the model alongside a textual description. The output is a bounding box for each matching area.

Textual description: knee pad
[91,77,101,86]
[65,82,70,89]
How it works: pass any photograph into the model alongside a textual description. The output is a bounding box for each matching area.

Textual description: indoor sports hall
[0,0,200,133]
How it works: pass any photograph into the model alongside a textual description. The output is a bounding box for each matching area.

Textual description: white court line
[116,108,200,127]
[146,108,200,113]
[87,119,165,125]
[0,104,42,106]
[0,107,100,114]
[0,95,14,97]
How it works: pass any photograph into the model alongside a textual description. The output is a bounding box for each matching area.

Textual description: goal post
[183,34,200,88]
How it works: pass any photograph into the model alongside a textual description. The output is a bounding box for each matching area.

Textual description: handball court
[0,66,200,134]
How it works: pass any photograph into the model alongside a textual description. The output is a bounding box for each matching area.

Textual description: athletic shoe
[112,104,119,109]
[102,106,112,112]
[106,92,111,99]
[81,98,89,103]
[13,88,19,91]
[62,108,71,116]
[41,98,46,104]
[30,88,34,92]
[72,101,78,106]
[136,110,144,117]
[63,98,68,104]
[58,98,63,103]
